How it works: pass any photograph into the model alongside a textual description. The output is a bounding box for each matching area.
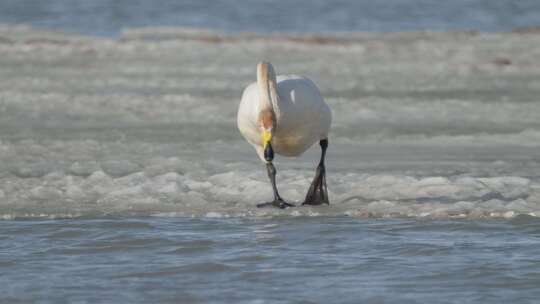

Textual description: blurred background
[1,0,540,36]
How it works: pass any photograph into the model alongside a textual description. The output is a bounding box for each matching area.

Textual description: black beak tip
[264,144,274,162]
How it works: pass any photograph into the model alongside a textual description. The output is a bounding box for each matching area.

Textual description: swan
[237,62,332,208]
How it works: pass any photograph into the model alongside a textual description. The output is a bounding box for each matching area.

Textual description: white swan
[237,62,332,208]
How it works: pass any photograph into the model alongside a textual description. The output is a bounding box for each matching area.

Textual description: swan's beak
[262,130,274,162]
[262,130,272,147]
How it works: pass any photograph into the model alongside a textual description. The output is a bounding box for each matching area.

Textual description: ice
[1,26,540,219]
[505,199,533,213]
[143,157,185,177]
[14,162,56,178]
[69,161,101,176]
[29,186,63,201]
[115,172,147,187]
[476,177,530,199]
[1,164,539,219]
[101,160,141,177]
[65,184,88,202]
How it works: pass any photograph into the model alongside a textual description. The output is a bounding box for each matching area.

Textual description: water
[2,217,540,303]
[2,3,540,302]
[1,0,540,36]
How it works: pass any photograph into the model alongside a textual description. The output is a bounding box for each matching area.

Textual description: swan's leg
[257,144,294,209]
[302,139,329,206]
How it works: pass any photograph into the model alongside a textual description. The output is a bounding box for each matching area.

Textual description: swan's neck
[257,62,280,116]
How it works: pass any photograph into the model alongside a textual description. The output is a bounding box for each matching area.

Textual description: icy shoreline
[1,25,539,219]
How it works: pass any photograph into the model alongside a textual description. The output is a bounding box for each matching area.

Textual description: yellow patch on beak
[262,130,272,149]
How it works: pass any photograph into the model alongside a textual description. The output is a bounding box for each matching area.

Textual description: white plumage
[237,62,332,208]
[237,65,331,161]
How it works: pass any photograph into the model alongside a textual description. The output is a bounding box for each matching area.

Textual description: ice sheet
[1,26,540,219]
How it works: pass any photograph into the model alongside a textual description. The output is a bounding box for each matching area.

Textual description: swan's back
[271,75,331,156]
[237,74,331,158]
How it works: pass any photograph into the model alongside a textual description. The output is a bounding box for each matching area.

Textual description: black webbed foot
[302,139,330,206]
[259,161,294,209]
[302,164,329,206]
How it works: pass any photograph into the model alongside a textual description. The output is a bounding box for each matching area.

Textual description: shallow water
[2,217,540,303]
[1,26,540,302]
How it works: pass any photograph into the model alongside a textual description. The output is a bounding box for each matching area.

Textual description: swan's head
[259,109,275,161]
